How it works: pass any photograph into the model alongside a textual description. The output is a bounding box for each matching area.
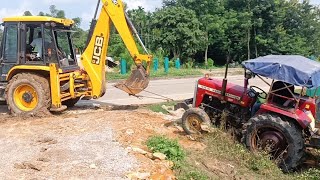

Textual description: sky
[0,0,319,30]
[0,0,162,29]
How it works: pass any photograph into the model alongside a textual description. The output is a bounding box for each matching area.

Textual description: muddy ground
[0,104,205,180]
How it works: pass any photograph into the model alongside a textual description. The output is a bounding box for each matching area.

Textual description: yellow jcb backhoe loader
[0,0,152,115]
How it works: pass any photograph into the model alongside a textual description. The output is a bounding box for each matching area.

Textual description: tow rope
[132,90,174,102]
[114,83,174,102]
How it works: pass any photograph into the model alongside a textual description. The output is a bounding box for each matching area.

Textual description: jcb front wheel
[6,73,50,115]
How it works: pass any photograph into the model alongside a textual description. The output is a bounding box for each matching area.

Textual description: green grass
[107,68,203,81]
[146,135,208,180]
[146,101,177,114]
[202,130,284,178]
[186,129,320,179]
[147,136,186,162]
[296,168,320,179]
[145,103,320,179]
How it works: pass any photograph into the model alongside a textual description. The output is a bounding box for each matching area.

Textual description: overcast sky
[0,0,162,29]
[0,0,319,30]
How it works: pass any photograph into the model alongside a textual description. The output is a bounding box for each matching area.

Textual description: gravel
[0,115,138,179]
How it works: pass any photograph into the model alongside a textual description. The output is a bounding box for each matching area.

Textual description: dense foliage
[126,0,320,65]
[2,0,320,65]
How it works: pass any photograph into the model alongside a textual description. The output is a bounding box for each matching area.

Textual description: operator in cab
[30,31,43,57]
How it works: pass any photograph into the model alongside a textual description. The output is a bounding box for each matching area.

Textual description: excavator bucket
[114,67,150,95]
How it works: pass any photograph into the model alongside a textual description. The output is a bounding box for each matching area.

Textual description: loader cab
[0,16,78,81]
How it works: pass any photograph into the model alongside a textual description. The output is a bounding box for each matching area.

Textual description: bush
[169,60,175,68]
[184,58,195,69]
[153,48,167,66]
[120,50,133,71]
[207,58,214,68]
[146,136,186,162]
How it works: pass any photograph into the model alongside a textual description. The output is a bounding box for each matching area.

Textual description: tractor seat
[269,81,295,107]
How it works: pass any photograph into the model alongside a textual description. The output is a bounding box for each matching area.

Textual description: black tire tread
[5,73,51,115]
[182,108,211,135]
[241,114,304,172]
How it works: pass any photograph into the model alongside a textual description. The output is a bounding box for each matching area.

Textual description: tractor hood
[243,55,320,88]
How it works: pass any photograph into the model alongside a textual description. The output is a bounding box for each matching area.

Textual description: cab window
[4,24,18,62]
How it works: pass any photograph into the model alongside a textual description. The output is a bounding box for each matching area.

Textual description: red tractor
[181,55,320,172]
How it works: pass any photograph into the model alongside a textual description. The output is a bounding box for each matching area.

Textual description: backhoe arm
[80,0,152,98]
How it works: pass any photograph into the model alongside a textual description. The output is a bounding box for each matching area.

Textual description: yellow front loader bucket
[114,67,149,95]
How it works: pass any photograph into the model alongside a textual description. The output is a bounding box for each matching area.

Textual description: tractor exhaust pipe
[221,58,230,97]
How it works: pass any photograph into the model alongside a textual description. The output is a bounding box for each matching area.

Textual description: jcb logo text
[92,36,104,65]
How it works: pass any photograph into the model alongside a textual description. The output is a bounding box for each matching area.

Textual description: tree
[127,7,148,45]
[38,12,45,16]
[151,6,204,60]
[177,0,225,65]
[23,11,33,16]
[162,0,177,7]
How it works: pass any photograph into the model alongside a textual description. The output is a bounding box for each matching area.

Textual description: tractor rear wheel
[182,108,211,135]
[6,73,51,115]
[242,114,304,172]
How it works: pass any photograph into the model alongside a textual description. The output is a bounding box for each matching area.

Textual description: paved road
[92,75,271,105]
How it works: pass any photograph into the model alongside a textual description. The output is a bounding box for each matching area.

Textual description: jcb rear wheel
[6,73,50,115]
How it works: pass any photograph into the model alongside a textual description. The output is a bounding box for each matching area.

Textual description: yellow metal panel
[80,0,152,98]
[7,65,53,80]
[3,16,74,27]
[69,74,75,98]
[49,63,61,108]
[80,4,110,98]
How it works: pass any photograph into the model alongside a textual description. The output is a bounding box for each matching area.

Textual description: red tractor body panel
[195,78,255,107]
[258,103,313,129]
[194,77,316,130]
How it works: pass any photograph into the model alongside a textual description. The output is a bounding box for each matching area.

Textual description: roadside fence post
[153,58,159,71]
[175,58,181,69]
[164,57,169,73]
[120,58,127,74]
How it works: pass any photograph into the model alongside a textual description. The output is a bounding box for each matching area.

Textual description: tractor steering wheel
[249,86,267,99]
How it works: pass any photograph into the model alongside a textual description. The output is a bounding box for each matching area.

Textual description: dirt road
[100,75,271,105]
[0,105,202,180]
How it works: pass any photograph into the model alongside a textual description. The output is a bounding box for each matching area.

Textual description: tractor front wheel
[182,108,211,135]
[6,73,50,115]
[242,114,304,172]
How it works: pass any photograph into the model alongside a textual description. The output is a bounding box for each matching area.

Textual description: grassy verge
[146,102,320,179]
[146,101,177,114]
[107,68,203,81]
[146,132,320,180]
[200,129,286,179]
[146,136,209,180]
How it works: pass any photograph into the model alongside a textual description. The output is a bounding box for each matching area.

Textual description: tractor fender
[6,65,52,81]
[258,103,312,129]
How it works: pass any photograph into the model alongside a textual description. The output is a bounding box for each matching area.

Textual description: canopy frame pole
[266,80,275,102]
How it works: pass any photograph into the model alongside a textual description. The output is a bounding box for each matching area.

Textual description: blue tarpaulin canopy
[242,55,320,88]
